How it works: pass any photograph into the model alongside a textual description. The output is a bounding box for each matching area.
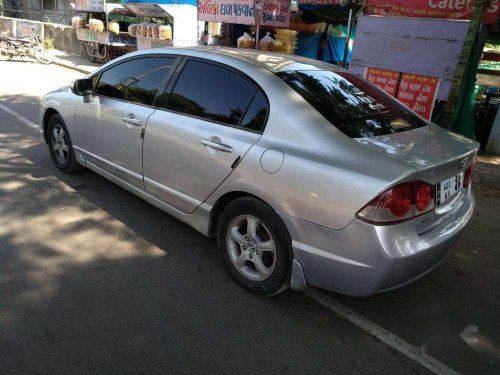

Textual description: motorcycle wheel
[0,43,12,61]
[33,47,52,64]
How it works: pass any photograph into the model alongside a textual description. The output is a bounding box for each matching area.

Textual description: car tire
[47,114,84,173]
[217,197,293,296]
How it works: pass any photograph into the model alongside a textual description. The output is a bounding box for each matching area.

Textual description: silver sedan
[39,47,478,296]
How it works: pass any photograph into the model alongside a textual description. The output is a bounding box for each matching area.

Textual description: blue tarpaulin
[295,25,354,64]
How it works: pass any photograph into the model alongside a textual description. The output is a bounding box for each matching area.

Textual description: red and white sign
[198,0,255,25]
[364,67,440,120]
[365,0,500,25]
[396,73,440,121]
[260,0,291,28]
[365,67,400,96]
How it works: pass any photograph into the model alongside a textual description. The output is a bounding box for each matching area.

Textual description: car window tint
[240,91,268,131]
[166,60,257,126]
[96,57,175,106]
[277,70,427,138]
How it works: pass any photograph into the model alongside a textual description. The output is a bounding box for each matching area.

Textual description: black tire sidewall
[48,114,78,173]
[217,197,292,296]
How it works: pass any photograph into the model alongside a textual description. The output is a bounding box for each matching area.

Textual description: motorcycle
[0,32,52,64]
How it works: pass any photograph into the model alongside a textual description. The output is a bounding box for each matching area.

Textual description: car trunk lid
[354,124,478,184]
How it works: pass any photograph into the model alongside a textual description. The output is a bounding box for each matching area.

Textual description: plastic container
[128,24,138,36]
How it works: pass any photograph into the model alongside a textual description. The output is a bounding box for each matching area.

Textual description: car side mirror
[72,78,93,96]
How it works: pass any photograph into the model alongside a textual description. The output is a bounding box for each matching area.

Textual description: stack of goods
[139,23,149,37]
[108,20,120,35]
[237,32,255,49]
[159,25,172,40]
[128,24,138,37]
[89,19,105,33]
[151,24,160,39]
[259,32,275,51]
[71,16,85,29]
[147,24,154,38]
[274,29,297,54]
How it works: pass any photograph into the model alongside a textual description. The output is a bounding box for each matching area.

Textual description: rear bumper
[280,188,475,297]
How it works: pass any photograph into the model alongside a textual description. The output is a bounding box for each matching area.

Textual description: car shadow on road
[1,138,424,375]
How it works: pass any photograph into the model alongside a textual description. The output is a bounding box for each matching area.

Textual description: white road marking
[0,102,39,131]
[305,288,460,375]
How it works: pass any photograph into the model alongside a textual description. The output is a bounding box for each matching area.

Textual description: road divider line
[305,288,460,375]
[0,102,39,131]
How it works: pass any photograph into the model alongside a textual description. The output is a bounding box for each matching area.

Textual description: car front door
[74,56,177,189]
[143,59,269,213]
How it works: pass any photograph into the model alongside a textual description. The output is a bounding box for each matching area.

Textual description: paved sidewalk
[47,49,100,74]
[475,153,500,194]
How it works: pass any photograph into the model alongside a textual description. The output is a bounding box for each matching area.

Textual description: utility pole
[440,0,489,129]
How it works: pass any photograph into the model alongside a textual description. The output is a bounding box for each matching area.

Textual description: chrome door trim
[201,139,233,153]
[144,177,202,207]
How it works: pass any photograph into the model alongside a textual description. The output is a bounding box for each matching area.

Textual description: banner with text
[198,0,256,25]
[365,67,400,96]
[75,0,105,12]
[396,73,440,121]
[365,67,440,120]
[260,0,291,28]
[365,0,500,25]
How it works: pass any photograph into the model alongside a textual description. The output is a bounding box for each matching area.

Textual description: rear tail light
[463,161,475,188]
[357,181,435,225]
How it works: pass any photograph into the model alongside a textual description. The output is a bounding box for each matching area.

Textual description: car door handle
[122,116,143,126]
[201,139,233,153]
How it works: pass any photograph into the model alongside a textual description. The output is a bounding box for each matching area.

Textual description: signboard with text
[75,0,105,12]
[396,73,440,121]
[198,0,256,25]
[364,67,440,120]
[365,0,500,25]
[260,0,291,28]
[16,20,41,38]
[365,67,400,96]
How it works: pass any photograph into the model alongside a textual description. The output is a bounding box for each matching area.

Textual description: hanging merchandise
[237,32,256,49]
[274,29,297,54]
[259,32,275,51]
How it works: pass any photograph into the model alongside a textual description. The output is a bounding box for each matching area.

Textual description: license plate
[436,172,463,205]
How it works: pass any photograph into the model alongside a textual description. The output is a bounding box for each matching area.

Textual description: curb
[50,58,94,74]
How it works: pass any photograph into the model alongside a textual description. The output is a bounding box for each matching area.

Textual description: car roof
[138,46,344,74]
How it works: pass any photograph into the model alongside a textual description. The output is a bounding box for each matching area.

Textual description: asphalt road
[0,58,499,375]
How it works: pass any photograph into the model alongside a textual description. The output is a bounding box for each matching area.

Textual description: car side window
[164,60,259,127]
[95,57,175,106]
[239,91,268,132]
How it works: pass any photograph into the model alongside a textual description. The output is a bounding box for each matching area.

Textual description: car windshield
[277,70,428,138]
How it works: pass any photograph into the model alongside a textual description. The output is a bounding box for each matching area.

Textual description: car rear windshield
[277,70,427,138]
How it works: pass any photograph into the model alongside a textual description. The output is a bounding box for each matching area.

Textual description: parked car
[39,47,479,296]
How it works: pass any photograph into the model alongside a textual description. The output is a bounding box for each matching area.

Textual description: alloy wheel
[50,124,69,165]
[226,215,277,281]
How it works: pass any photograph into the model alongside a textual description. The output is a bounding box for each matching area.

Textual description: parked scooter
[0,32,52,64]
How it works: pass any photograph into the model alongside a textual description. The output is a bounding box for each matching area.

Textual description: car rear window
[277,70,427,138]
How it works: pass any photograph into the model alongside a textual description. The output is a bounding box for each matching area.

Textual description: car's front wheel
[47,114,83,173]
[217,197,292,296]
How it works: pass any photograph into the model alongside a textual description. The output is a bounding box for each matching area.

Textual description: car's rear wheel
[47,114,83,173]
[217,197,292,296]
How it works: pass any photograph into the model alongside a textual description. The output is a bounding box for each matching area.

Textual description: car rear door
[143,58,269,214]
[74,55,178,189]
